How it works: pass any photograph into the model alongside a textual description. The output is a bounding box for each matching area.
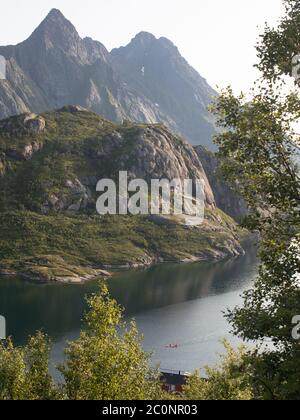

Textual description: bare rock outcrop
[0,9,217,149]
[195,145,248,221]
[87,126,216,209]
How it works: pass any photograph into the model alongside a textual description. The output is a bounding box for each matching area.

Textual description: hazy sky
[0,0,284,93]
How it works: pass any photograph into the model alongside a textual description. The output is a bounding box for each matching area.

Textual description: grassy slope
[0,110,245,282]
[0,111,175,212]
[0,209,243,282]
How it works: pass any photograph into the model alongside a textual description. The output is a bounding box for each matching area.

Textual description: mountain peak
[41,8,73,29]
[131,32,156,46]
[121,32,178,55]
[29,8,81,50]
[0,12,217,149]
[47,8,65,18]
[134,31,156,40]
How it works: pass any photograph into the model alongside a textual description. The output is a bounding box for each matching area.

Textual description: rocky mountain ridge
[0,8,217,149]
[195,145,248,221]
[0,107,215,213]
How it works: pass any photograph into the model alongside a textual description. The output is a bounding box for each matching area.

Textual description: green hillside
[0,108,244,282]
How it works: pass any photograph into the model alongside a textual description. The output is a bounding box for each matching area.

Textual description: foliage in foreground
[0,284,253,400]
[210,0,300,400]
[0,333,59,400]
[184,342,253,401]
[59,284,160,400]
[0,284,161,400]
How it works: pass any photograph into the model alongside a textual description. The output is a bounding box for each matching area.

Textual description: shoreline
[0,268,112,285]
[0,247,248,285]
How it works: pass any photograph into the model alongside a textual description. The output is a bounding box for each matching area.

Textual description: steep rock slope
[195,145,248,221]
[0,108,244,282]
[112,32,217,149]
[0,9,217,148]
[0,107,215,212]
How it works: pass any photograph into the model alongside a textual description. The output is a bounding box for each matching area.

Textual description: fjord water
[0,241,258,373]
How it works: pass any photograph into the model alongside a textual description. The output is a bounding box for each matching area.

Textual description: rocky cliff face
[112,32,217,149]
[0,109,245,282]
[0,9,217,149]
[0,108,215,214]
[195,145,248,221]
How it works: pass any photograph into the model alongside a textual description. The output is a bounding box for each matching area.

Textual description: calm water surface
[0,242,258,374]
